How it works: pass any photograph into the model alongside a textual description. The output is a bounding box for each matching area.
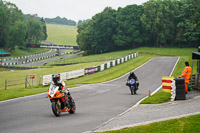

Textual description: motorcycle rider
[127,71,139,91]
[52,74,72,106]
[52,74,68,94]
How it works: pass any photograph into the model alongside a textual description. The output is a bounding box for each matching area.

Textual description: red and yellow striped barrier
[162,76,174,90]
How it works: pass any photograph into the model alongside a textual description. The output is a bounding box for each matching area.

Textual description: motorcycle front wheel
[52,101,61,117]
[130,87,134,95]
[69,97,76,114]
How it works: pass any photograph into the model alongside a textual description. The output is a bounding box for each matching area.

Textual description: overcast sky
[4,0,148,22]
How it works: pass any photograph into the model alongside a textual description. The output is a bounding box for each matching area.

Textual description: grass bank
[46,49,137,66]
[100,114,200,133]
[140,89,171,104]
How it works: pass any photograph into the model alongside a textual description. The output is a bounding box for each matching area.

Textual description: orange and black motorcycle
[48,82,76,117]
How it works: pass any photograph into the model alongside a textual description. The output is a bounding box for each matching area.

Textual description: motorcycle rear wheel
[52,101,61,117]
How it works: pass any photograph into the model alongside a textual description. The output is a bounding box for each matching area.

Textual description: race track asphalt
[0,57,178,133]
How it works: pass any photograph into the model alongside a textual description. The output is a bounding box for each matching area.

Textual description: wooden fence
[5,78,25,90]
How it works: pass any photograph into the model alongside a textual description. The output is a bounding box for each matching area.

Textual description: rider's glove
[61,89,65,93]
[66,90,70,95]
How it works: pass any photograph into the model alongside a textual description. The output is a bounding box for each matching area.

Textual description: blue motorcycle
[127,79,137,95]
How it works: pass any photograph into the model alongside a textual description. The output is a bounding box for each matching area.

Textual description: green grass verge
[46,24,77,46]
[46,49,137,66]
[100,114,200,133]
[140,90,171,104]
[0,86,48,101]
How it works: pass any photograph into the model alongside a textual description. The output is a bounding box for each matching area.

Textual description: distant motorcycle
[127,79,137,95]
[48,83,76,117]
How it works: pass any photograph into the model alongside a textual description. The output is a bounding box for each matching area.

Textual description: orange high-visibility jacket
[180,66,192,83]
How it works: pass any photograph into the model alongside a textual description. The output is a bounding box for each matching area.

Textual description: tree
[77,0,200,54]
[176,0,200,47]
[141,0,177,46]
[77,20,83,25]
[113,5,144,49]
[77,19,90,25]
[41,17,48,40]
[77,21,93,54]
[8,20,27,50]
[45,16,76,26]
[77,7,117,54]
[0,1,27,51]
[0,0,9,48]
[26,16,44,44]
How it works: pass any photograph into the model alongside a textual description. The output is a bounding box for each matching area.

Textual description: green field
[46,24,77,46]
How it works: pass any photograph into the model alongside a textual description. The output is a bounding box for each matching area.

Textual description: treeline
[25,14,77,26]
[45,16,76,26]
[0,0,47,51]
[77,0,200,54]
[77,19,90,25]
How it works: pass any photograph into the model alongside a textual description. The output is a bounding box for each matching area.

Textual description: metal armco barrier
[0,50,56,66]
[0,65,50,70]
